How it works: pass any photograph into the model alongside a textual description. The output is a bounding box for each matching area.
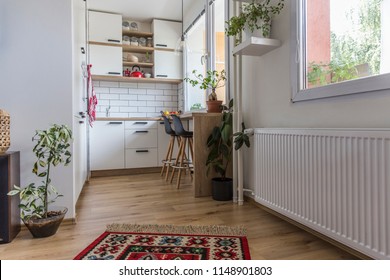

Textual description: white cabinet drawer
[125,129,157,148]
[125,148,158,168]
[125,121,157,129]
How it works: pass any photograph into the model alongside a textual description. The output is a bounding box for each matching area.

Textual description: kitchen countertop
[96,117,162,121]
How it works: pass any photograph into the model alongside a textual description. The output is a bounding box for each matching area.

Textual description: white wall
[0,0,75,218]
[241,1,390,189]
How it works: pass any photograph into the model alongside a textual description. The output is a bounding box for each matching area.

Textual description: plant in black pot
[8,124,72,238]
[206,99,250,201]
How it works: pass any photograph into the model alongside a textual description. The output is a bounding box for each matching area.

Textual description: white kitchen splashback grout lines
[93,80,179,118]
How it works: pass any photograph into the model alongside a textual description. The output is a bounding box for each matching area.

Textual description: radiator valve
[244,128,254,136]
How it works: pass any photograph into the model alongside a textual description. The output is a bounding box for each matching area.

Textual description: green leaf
[7,190,20,196]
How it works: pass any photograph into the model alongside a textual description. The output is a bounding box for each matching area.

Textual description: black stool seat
[162,115,176,136]
[171,115,193,137]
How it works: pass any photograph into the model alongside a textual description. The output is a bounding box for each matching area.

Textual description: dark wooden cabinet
[0,151,21,243]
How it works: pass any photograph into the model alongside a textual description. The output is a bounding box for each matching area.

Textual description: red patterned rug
[74,224,251,260]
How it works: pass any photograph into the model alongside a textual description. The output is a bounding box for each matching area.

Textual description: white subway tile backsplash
[129,112,147,118]
[94,79,179,117]
[129,89,147,95]
[99,94,119,100]
[164,101,178,107]
[147,101,164,107]
[92,81,100,87]
[146,89,164,96]
[100,81,120,87]
[138,107,156,113]
[138,95,155,101]
[108,112,129,118]
[137,83,156,89]
[120,94,138,101]
[127,101,147,106]
[110,100,129,106]
[120,107,138,113]
[95,112,106,118]
[110,87,129,94]
[163,90,177,96]
[156,95,172,101]
[155,83,173,90]
[94,87,110,94]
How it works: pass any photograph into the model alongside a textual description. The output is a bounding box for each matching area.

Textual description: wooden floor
[0,173,358,260]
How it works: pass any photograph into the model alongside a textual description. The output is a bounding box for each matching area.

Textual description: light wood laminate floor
[0,173,357,260]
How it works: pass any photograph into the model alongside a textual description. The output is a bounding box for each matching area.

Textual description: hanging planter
[0,109,11,154]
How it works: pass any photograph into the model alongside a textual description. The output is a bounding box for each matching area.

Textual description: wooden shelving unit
[122,30,153,38]
[122,45,154,53]
[232,37,281,56]
[123,61,153,67]
[92,75,182,84]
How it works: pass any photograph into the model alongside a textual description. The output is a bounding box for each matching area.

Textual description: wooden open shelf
[92,75,182,84]
[123,62,153,67]
[122,30,153,38]
[122,45,154,53]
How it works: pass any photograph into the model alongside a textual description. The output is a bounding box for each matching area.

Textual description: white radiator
[254,128,390,259]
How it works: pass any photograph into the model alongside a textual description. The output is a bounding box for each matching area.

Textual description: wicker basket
[0,109,10,154]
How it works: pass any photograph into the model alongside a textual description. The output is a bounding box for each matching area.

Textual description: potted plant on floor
[226,0,285,45]
[184,69,227,113]
[206,99,250,201]
[8,124,72,238]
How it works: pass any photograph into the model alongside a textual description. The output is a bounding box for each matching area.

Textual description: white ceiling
[88,0,192,22]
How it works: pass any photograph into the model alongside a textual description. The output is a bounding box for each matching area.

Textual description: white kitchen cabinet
[88,11,122,44]
[89,44,122,76]
[152,19,182,49]
[90,121,125,170]
[154,50,183,80]
[125,121,158,168]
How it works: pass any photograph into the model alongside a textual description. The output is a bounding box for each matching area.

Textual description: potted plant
[8,124,72,238]
[206,99,250,201]
[184,69,227,113]
[226,0,285,44]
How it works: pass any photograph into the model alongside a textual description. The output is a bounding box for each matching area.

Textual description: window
[291,0,390,102]
[184,0,227,111]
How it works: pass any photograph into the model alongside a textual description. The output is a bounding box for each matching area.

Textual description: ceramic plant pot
[211,177,233,201]
[23,207,68,238]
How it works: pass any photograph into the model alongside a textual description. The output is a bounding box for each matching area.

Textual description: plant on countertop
[226,0,285,44]
[184,69,227,101]
[8,124,72,221]
[206,99,250,180]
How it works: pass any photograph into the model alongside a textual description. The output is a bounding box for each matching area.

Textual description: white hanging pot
[243,19,272,41]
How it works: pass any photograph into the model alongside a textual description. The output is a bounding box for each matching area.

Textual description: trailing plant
[184,69,227,101]
[226,0,285,43]
[206,99,250,179]
[8,124,72,220]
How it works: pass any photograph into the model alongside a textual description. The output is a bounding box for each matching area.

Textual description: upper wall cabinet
[152,19,181,49]
[88,11,122,44]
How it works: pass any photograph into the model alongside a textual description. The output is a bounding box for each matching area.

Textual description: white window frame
[291,0,390,102]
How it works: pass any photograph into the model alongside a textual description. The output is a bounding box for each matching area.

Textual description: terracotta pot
[23,207,67,238]
[206,100,223,113]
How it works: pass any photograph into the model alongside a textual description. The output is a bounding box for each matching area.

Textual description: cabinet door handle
[108,39,120,43]
[108,72,121,75]
[136,150,149,153]
[156,44,167,47]
[108,122,123,125]
[134,122,148,125]
[160,122,164,125]
[156,75,168,78]
[135,131,148,133]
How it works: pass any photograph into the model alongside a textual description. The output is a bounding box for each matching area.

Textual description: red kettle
[130,65,144,78]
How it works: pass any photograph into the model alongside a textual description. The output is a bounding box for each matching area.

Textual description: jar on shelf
[130,37,138,46]
[139,37,146,47]
[146,37,153,47]
[122,36,130,45]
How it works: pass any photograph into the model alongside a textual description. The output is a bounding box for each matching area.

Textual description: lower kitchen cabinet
[90,121,125,170]
[125,148,158,168]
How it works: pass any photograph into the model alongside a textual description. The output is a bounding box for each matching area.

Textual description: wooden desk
[180,112,222,197]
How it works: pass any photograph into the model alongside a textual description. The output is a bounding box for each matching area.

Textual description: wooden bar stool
[169,115,194,189]
[160,115,180,181]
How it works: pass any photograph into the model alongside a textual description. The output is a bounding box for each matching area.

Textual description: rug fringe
[106,223,247,236]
